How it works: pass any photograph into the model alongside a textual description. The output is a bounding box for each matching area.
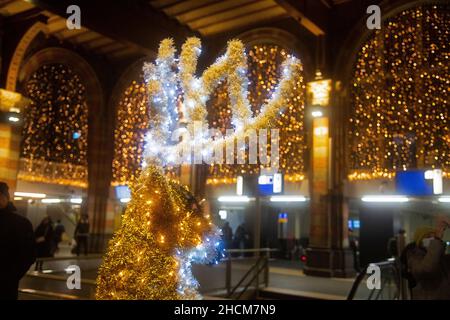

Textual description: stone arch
[18,47,104,187]
[19,47,103,113]
[6,22,47,92]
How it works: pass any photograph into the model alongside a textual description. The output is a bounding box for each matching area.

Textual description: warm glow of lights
[207,44,306,181]
[349,5,449,177]
[348,170,397,181]
[314,126,328,136]
[20,64,88,187]
[0,89,26,111]
[112,80,150,185]
[307,78,331,106]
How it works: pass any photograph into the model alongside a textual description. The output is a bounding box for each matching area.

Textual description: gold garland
[96,164,216,300]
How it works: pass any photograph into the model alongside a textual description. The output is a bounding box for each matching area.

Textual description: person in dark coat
[74,214,90,256]
[234,223,249,256]
[221,222,233,250]
[348,228,360,272]
[34,216,55,271]
[0,182,36,300]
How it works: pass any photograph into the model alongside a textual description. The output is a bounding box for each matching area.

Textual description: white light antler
[142,37,303,167]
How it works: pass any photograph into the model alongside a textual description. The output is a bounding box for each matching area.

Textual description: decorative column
[0,89,28,194]
[86,90,113,253]
[304,73,354,278]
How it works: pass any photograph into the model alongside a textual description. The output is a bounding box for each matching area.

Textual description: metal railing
[19,288,82,300]
[22,255,100,300]
[34,254,103,263]
[347,259,402,300]
[224,248,277,299]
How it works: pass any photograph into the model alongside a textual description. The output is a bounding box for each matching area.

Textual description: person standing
[34,216,55,271]
[348,228,360,273]
[0,182,36,300]
[234,223,249,257]
[74,214,90,256]
[221,221,233,250]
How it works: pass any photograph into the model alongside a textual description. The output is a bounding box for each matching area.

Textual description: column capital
[0,89,29,113]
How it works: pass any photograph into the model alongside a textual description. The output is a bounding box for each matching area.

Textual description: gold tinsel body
[96,164,214,300]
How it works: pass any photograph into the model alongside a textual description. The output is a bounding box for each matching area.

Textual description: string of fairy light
[349,4,449,180]
[113,43,306,186]
[19,63,88,187]
[112,79,149,185]
[207,44,306,184]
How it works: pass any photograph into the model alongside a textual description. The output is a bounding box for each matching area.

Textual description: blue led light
[73,131,81,139]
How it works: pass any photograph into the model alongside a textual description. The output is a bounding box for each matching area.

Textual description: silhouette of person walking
[0,182,36,300]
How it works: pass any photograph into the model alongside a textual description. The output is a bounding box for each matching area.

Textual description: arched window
[349,4,449,179]
[19,63,88,187]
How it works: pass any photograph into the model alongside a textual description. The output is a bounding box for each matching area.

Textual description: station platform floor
[19,245,365,300]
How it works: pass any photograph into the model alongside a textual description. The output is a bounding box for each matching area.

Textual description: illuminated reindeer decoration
[96,37,303,299]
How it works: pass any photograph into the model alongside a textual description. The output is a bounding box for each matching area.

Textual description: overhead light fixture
[270,195,307,202]
[311,110,323,118]
[70,198,83,204]
[41,198,62,204]
[14,197,23,201]
[8,115,20,123]
[438,196,450,203]
[218,196,250,203]
[120,198,131,203]
[361,195,409,203]
[14,192,46,199]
